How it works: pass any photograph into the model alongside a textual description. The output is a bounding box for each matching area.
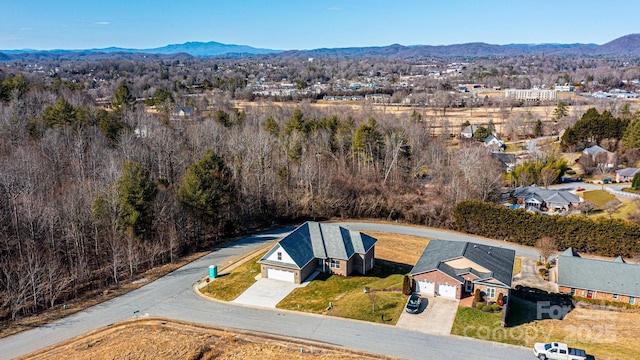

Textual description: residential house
[557,248,640,305]
[615,167,640,182]
[258,222,376,284]
[582,145,616,169]
[490,152,517,172]
[409,240,515,300]
[484,134,506,152]
[460,124,479,139]
[512,184,582,213]
[172,106,195,118]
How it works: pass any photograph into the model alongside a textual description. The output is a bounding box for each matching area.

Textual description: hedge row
[452,200,640,257]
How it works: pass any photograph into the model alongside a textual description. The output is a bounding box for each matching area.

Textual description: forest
[1,54,640,322]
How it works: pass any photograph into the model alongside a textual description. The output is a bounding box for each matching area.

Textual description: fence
[605,187,640,199]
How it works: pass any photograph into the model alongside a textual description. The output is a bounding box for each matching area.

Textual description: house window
[613,294,618,300]
[570,288,576,296]
[486,287,496,299]
[277,252,282,261]
[631,297,635,305]
[329,259,340,269]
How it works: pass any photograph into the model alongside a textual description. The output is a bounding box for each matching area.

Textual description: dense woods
[1,53,640,323]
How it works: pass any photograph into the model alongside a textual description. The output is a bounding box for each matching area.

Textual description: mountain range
[2,34,640,60]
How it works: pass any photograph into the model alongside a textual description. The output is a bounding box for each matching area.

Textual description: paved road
[0,223,532,360]
[525,135,556,158]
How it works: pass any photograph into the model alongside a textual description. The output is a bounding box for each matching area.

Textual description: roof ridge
[317,222,328,258]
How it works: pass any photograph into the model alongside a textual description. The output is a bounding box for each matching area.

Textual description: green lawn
[450,307,522,345]
[580,189,616,208]
[200,252,264,301]
[277,259,411,324]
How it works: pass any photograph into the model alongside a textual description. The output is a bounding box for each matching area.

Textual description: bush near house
[452,200,640,257]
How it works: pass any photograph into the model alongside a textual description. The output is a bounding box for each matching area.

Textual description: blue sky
[2,0,638,50]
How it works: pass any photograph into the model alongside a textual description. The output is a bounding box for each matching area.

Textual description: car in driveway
[405,293,422,314]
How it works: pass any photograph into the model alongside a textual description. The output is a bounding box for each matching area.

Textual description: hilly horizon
[1,33,639,59]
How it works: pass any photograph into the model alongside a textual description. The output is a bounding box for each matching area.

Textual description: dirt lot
[21,319,391,360]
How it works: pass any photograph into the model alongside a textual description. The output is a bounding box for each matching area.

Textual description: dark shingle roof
[410,240,515,287]
[514,184,582,207]
[259,222,376,269]
[616,167,640,177]
[558,248,640,297]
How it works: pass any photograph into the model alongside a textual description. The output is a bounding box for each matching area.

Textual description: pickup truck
[533,342,587,360]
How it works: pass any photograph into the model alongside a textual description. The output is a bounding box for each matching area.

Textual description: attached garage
[416,280,435,295]
[438,284,458,298]
[266,268,295,282]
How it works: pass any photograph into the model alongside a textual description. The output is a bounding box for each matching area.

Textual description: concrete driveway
[396,295,460,335]
[233,272,317,308]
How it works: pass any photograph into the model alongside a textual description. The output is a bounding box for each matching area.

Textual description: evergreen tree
[533,119,543,137]
[178,150,234,219]
[111,81,134,115]
[552,101,569,120]
[632,172,640,190]
[117,161,157,238]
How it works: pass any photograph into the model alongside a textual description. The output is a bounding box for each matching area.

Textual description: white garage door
[416,280,434,295]
[438,284,457,298]
[266,268,295,282]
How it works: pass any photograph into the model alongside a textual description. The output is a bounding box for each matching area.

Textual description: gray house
[410,240,515,300]
[557,248,640,305]
[616,167,640,182]
[258,222,376,283]
[513,184,582,213]
[460,124,479,139]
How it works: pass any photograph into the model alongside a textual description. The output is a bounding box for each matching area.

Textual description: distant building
[582,145,616,169]
[504,89,557,101]
[554,84,575,92]
[365,93,391,103]
[460,124,479,139]
[172,106,195,118]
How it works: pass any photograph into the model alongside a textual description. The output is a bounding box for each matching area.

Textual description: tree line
[452,200,640,257]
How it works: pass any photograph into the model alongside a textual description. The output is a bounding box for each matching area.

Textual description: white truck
[533,342,587,360]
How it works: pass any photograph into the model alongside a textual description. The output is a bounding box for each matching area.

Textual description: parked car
[575,187,585,192]
[405,294,421,314]
[533,342,587,360]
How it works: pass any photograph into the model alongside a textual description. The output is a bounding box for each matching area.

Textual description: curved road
[0,223,532,360]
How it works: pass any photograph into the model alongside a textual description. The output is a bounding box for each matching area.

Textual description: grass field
[451,295,640,360]
[580,189,616,208]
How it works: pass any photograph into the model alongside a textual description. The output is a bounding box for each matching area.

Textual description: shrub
[490,304,502,312]
[402,275,413,295]
[539,268,548,276]
[536,260,543,266]
[545,262,551,269]
[481,305,492,312]
[473,288,482,303]
[475,301,486,310]
[497,292,504,305]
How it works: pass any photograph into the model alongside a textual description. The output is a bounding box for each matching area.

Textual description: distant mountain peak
[1,34,639,59]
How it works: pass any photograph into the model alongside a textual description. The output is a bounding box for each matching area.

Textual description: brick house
[258,222,376,284]
[615,167,640,182]
[409,240,515,300]
[557,248,640,305]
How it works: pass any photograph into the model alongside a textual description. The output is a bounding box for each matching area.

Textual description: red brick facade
[558,286,638,305]
[413,270,463,299]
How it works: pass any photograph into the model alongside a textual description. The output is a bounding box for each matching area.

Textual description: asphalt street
[0,223,533,360]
